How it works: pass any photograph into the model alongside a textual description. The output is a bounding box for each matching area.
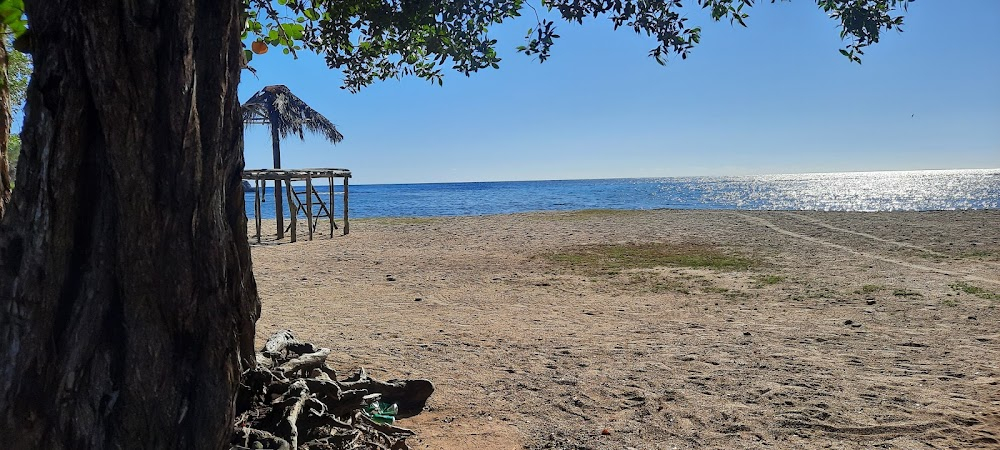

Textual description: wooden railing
[243,168,351,243]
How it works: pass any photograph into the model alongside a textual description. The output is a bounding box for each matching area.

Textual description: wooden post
[272,126,285,240]
[328,173,334,238]
[286,175,297,243]
[254,176,261,244]
[274,178,285,239]
[343,176,350,235]
[305,175,314,241]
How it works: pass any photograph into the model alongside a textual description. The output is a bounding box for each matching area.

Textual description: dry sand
[250,210,1000,449]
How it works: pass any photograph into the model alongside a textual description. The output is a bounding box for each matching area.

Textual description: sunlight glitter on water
[707,169,1000,211]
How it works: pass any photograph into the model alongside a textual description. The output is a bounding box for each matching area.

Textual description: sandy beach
[249,210,1000,449]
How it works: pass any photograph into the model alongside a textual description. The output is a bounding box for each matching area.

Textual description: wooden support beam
[286,175,297,243]
[275,178,285,240]
[254,177,262,244]
[329,174,334,238]
[343,177,350,235]
[305,175,314,241]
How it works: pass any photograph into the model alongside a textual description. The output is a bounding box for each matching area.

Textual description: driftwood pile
[232,330,434,450]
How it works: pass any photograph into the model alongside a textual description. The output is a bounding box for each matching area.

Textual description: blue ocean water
[245,169,999,219]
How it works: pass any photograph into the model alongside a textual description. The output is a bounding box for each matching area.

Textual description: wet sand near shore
[250,210,1000,449]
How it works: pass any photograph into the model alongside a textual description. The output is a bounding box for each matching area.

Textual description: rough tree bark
[0,0,260,448]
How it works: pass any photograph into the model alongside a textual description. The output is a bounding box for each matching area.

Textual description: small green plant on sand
[962,250,998,260]
[950,282,998,300]
[806,288,837,299]
[626,272,685,293]
[544,242,759,276]
[703,286,730,294]
[892,288,922,298]
[754,274,784,286]
[856,284,884,294]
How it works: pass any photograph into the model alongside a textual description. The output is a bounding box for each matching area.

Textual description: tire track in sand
[734,212,1000,286]
[781,212,1000,270]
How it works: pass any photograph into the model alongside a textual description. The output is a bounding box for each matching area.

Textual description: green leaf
[0,0,27,37]
[9,19,25,36]
[281,23,304,40]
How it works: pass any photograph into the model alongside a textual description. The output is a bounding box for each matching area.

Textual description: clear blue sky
[239,1,1000,185]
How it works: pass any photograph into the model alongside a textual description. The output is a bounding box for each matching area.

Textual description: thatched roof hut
[242,84,344,169]
[242,85,345,238]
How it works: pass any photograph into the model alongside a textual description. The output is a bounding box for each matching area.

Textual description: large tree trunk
[0,0,260,448]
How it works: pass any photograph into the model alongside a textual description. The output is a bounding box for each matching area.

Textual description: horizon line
[340,167,1000,187]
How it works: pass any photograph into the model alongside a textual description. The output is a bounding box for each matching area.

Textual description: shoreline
[250,209,999,448]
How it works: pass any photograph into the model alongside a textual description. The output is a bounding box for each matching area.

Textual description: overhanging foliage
[242,0,913,92]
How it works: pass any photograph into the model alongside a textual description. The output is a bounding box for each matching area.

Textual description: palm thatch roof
[242,85,344,144]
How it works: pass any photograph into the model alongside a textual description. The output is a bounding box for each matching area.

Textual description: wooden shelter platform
[243,168,351,243]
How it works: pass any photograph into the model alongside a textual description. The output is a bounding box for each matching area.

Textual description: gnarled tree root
[232,330,434,450]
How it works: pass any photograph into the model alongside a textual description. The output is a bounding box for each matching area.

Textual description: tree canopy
[1,0,914,95]
[5,38,28,171]
[242,0,912,92]
[2,0,31,182]
[5,39,26,110]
